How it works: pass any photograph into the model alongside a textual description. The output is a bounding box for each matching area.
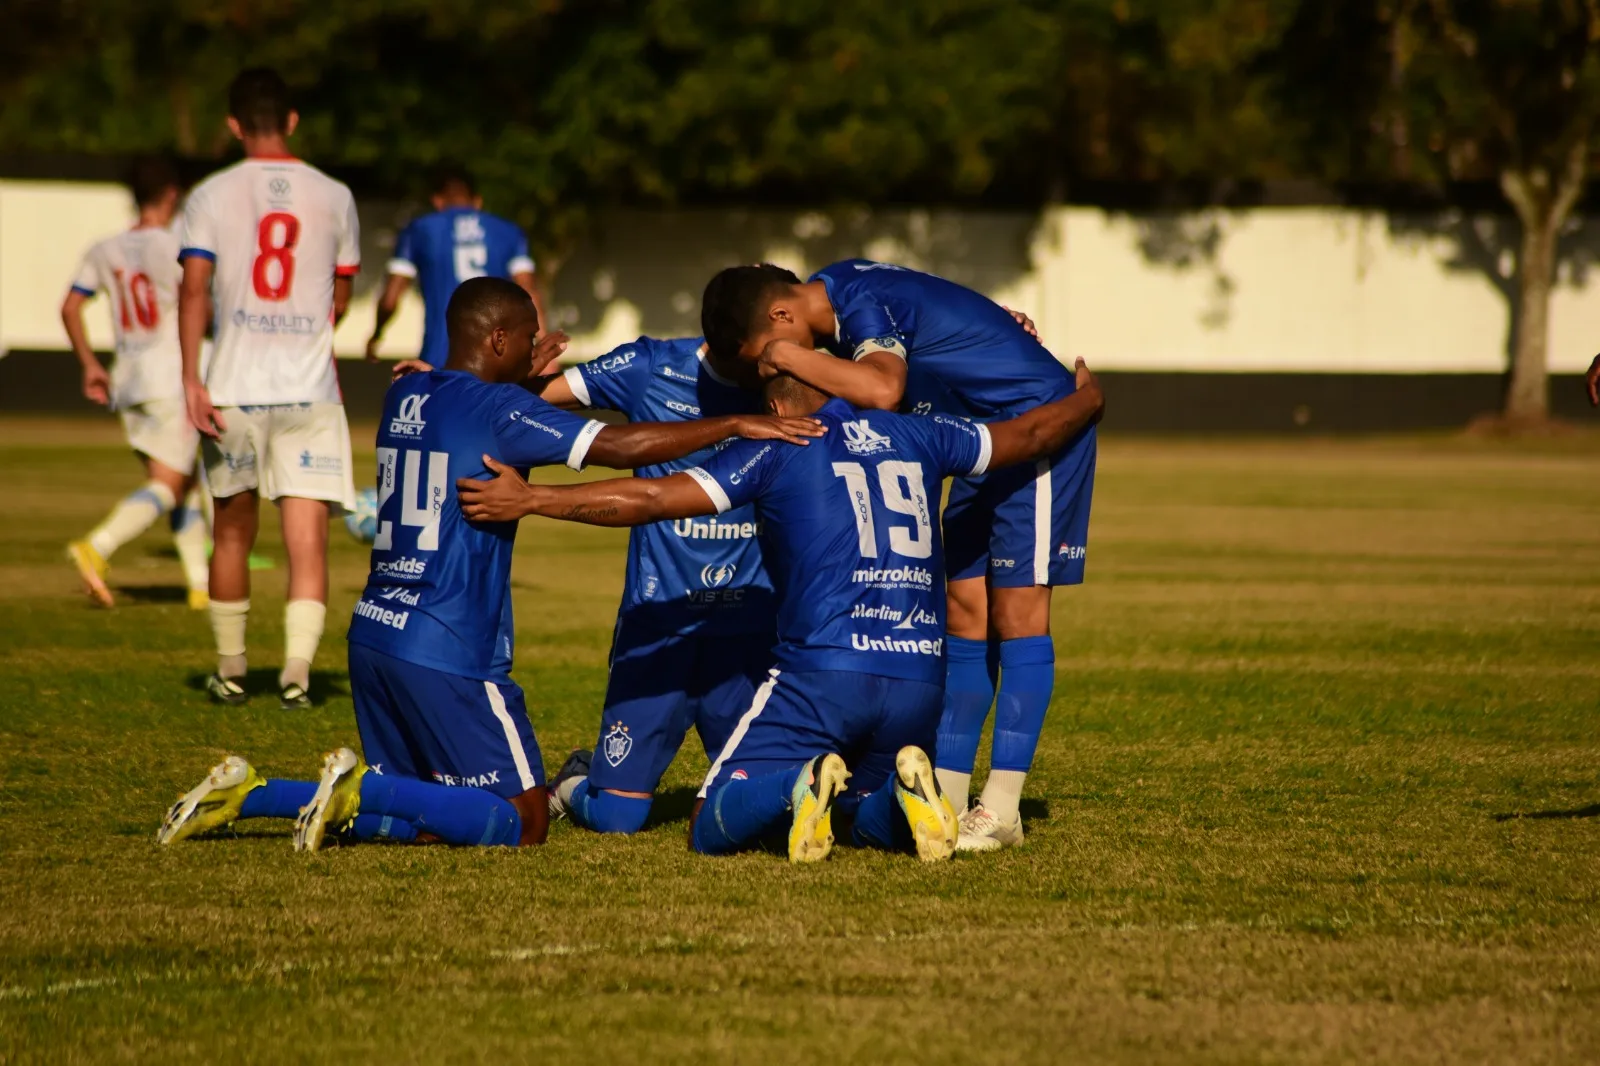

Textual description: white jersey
[180,157,360,407]
[70,227,183,408]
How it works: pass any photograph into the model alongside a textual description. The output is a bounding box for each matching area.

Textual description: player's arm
[584,414,823,470]
[333,276,355,326]
[983,358,1104,470]
[460,461,716,526]
[758,340,907,411]
[365,273,412,361]
[60,287,110,406]
[178,255,224,438]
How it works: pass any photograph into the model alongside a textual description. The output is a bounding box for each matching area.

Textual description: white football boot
[954,801,1025,853]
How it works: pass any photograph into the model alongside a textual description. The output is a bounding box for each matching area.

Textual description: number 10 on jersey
[374,447,448,552]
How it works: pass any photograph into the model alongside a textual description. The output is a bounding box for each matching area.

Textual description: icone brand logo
[506,411,563,438]
[672,518,761,540]
[232,309,316,335]
[373,556,428,577]
[850,634,944,656]
[842,419,893,456]
[992,558,1016,568]
[727,445,772,485]
[700,563,737,589]
[389,394,429,437]
[664,399,701,416]
[353,597,410,630]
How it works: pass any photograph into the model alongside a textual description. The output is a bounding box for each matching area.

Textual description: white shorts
[201,402,356,512]
[120,398,199,476]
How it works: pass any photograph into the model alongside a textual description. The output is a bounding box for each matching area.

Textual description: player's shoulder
[479,210,524,235]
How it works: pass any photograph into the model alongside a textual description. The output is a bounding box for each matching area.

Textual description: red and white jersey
[70,226,183,408]
[179,157,360,406]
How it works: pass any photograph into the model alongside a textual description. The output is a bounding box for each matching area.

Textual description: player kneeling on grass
[157,277,825,850]
[456,361,1103,861]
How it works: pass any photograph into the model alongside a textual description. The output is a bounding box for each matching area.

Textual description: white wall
[5,179,1599,373]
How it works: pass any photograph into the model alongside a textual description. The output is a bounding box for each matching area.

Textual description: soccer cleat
[66,540,114,608]
[279,682,311,711]
[187,589,210,611]
[205,673,248,706]
[548,748,593,819]
[788,753,850,864]
[955,802,1026,853]
[157,756,265,844]
[893,746,959,862]
[293,747,367,853]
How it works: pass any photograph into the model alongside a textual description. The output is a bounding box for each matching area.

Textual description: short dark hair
[446,276,534,349]
[127,156,181,207]
[429,163,476,199]
[228,68,293,136]
[700,263,802,362]
[763,372,828,413]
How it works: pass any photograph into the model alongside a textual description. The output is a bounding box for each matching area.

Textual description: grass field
[1,415,1598,1064]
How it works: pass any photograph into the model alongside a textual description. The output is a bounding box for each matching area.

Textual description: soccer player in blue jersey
[365,165,546,367]
[156,277,823,851]
[699,261,1095,852]
[526,336,776,835]
[456,361,1102,862]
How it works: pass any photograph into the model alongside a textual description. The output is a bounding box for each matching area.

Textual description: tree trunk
[1499,140,1588,424]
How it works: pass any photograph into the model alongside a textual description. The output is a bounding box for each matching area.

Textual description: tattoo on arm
[560,503,620,521]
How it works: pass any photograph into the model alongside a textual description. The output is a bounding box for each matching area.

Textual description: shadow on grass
[1493,803,1600,822]
[118,585,190,605]
[647,786,699,828]
[182,668,349,704]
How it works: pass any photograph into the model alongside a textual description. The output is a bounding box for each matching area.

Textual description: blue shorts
[699,669,944,799]
[945,425,1096,588]
[590,617,776,794]
[348,642,546,800]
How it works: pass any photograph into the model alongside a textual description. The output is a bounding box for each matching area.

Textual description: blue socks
[936,635,998,774]
[346,813,420,842]
[991,636,1056,772]
[239,779,317,820]
[358,774,522,847]
[692,765,805,855]
[850,776,913,851]
[567,781,652,834]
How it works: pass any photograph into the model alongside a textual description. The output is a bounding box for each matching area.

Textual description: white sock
[87,480,175,559]
[281,600,327,690]
[210,598,249,679]
[557,774,587,809]
[936,769,973,814]
[977,769,1027,824]
[170,490,210,593]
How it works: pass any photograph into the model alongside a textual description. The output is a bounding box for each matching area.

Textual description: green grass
[1,416,1597,1064]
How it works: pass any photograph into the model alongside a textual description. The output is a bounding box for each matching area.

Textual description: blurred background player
[365,164,546,366]
[61,157,210,610]
[528,335,776,835]
[178,68,361,710]
[702,260,1097,852]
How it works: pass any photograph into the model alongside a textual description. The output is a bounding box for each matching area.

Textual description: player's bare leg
[509,788,551,845]
[278,496,330,709]
[934,575,992,810]
[206,489,258,703]
[958,583,1054,852]
[67,454,191,609]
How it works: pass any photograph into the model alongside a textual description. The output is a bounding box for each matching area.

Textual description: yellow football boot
[788,752,850,864]
[66,540,114,608]
[157,756,266,844]
[293,748,366,853]
[187,588,210,611]
[893,746,959,862]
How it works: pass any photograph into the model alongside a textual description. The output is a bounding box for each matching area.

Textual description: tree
[1396,1,1600,423]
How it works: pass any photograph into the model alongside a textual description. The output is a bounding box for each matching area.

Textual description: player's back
[350,369,597,680]
[392,208,533,366]
[813,259,1073,420]
[72,227,182,407]
[567,336,772,634]
[180,158,360,406]
[689,399,990,683]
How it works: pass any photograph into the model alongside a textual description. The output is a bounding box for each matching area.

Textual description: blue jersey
[811,259,1074,421]
[684,399,992,684]
[565,336,771,636]
[389,208,535,367]
[348,370,602,681]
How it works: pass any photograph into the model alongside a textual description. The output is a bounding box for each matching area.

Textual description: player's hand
[529,330,571,378]
[184,378,226,439]
[729,414,827,445]
[456,456,536,523]
[757,339,801,379]
[364,337,383,363]
[81,363,112,406]
[1004,306,1039,338]
[390,359,431,381]
[1074,356,1098,393]
[1586,353,1600,406]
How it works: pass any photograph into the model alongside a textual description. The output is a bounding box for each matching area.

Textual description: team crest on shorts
[602,723,633,767]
